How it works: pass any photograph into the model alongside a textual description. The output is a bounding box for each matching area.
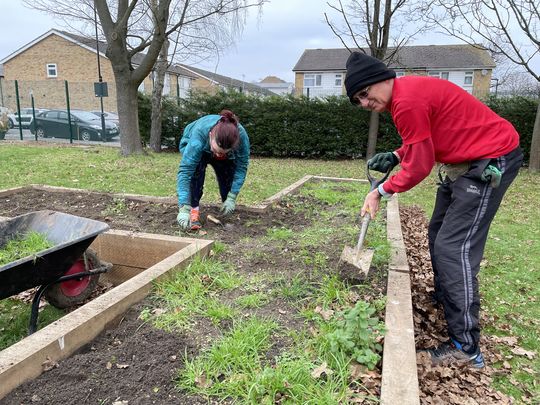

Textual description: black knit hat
[345,52,396,104]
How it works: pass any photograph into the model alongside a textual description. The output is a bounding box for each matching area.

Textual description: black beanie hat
[345,52,396,104]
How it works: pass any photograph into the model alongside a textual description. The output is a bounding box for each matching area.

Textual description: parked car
[32,109,119,141]
[8,108,48,129]
[91,111,119,127]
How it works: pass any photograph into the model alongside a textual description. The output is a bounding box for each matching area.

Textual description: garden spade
[340,165,391,277]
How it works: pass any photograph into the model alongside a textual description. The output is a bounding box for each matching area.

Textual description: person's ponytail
[214,110,240,150]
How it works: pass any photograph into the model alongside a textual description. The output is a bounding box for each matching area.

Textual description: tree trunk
[115,76,145,156]
[366,111,380,159]
[529,101,540,172]
[149,39,170,152]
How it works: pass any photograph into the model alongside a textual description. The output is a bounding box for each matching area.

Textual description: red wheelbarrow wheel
[44,248,101,309]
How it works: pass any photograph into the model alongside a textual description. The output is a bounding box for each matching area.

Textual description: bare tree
[325,0,425,158]
[23,0,267,156]
[420,0,540,171]
[149,37,169,152]
[148,1,245,152]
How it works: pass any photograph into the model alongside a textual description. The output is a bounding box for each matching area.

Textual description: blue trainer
[427,339,485,368]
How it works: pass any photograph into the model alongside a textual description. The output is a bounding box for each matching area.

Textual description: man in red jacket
[345,52,523,368]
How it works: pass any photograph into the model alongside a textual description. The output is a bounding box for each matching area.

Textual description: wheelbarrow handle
[366,165,392,191]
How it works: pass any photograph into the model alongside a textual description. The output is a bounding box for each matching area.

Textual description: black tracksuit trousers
[428,147,523,353]
[189,152,236,208]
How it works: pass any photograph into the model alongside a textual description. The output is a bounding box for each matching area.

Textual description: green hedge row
[138,91,536,162]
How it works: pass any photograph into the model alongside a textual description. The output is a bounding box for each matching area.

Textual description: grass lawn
[0,143,538,402]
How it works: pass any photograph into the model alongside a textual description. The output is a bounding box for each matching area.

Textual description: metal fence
[0,79,119,144]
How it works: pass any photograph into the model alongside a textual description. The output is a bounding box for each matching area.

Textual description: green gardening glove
[177,205,192,229]
[481,165,501,188]
[221,192,237,216]
[368,152,399,173]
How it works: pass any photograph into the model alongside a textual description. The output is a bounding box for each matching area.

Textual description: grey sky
[1,1,537,84]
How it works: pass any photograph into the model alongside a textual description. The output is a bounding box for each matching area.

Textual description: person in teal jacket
[176,109,250,230]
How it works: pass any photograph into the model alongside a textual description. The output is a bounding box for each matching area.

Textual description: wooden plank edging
[380,196,420,404]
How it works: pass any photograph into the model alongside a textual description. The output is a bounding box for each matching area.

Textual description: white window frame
[428,71,449,80]
[304,73,322,87]
[163,73,171,95]
[46,63,57,78]
[464,71,474,85]
[334,74,342,87]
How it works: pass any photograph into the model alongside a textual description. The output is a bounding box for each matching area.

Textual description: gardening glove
[221,192,237,216]
[368,152,399,173]
[481,165,502,188]
[177,205,192,229]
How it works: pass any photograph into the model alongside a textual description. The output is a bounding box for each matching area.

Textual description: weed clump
[0,232,54,267]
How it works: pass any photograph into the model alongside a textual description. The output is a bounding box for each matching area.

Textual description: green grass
[177,317,358,404]
[0,145,366,204]
[236,292,269,309]
[140,257,242,331]
[0,299,64,350]
[0,231,54,266]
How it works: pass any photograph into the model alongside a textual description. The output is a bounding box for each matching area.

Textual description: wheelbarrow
[0,210,112,334]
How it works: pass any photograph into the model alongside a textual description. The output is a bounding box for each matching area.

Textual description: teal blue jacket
[177,115,250,206]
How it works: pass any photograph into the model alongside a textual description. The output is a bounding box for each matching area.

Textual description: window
[178,77,191,98]
[464,71,473,85]
[163,73,171,95]
[428,71,449,80]
[335,74,342,86]
[396,71,405,77]
[46,63,57,78]
[304,73,322,87]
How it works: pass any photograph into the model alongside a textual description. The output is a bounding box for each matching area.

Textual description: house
[257,76,294,95]
[177,64,273,96]
[293,45,496,99]
[0,29,198,112]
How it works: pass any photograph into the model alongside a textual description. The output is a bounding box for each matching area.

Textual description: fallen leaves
[41,356,59,372]
[400,206,518,405]
[311,362,333,379]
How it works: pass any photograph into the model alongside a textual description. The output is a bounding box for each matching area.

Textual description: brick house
[0,29,197,112]
[293,45,496,99]
[257,76,294,95]
[176,64,273,96]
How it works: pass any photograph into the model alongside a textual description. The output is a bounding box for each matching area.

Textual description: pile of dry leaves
[400,205,535,404]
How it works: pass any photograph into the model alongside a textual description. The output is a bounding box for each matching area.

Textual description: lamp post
[490,78,499,97]
[94,5,107,141]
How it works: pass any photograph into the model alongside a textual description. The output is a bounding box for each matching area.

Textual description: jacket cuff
[377,183,393,199]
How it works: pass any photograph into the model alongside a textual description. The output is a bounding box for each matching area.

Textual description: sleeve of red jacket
[382,137,435,194]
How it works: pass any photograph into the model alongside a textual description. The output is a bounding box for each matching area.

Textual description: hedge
[138,91,536,162]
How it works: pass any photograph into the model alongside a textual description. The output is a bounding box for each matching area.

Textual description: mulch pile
[400,205,535,404]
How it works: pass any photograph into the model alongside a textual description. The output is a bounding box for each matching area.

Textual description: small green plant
[0,231,54,266]
[276,273,312,301]
[211,241,226,255]
[266,226,294,241]
[102,197,127,216]
[325,301,385,370]
[236,292,268,309]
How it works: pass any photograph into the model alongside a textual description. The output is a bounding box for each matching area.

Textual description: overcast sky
[1,1,537,84]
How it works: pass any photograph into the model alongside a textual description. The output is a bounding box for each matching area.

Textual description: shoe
[426,339,485,368]
[190,208,201,231]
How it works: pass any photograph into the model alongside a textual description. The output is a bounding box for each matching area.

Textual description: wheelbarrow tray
[0,210,109,300]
